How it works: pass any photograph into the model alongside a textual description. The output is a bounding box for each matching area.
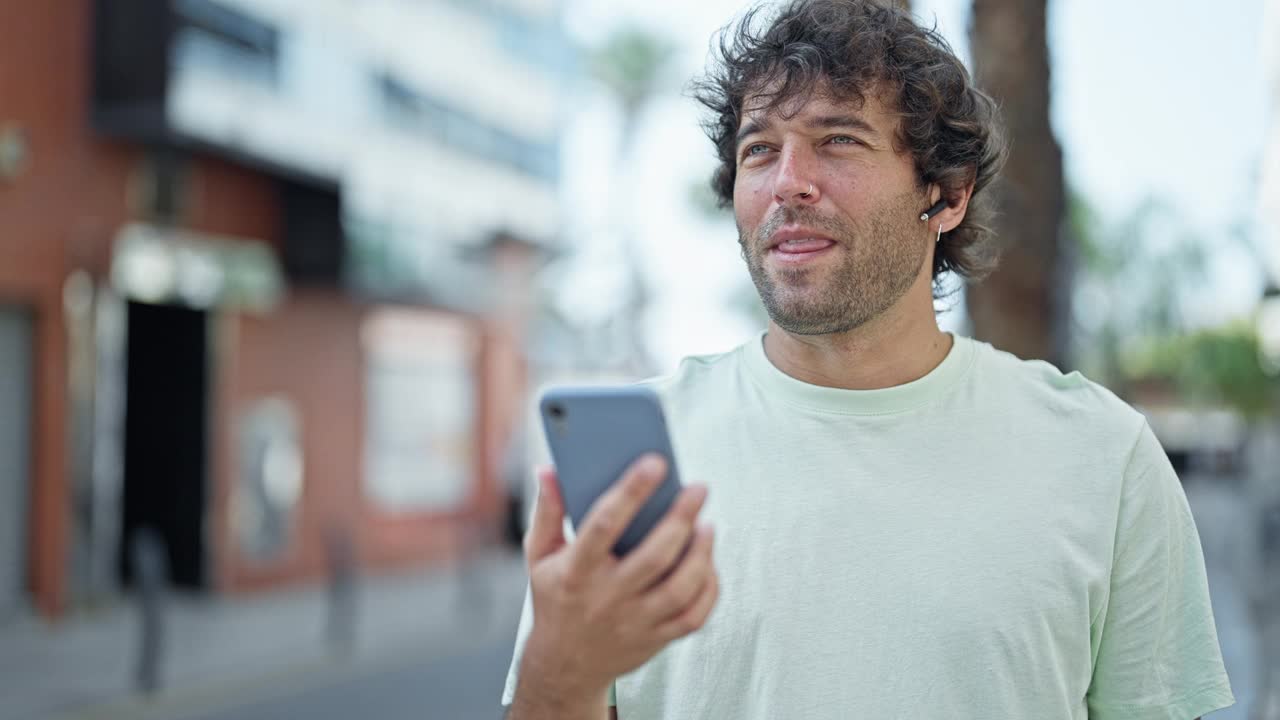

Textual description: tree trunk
[967,0,1070,366]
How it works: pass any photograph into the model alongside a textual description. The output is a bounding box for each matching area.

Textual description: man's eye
[745,144,770,157]
[829,135,860,146]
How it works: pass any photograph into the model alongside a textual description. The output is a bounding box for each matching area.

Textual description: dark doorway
[0,305,33,620]
[119,301,209,590]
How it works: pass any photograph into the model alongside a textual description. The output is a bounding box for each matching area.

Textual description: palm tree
[592,29,674,134]
[589,28,675,375]
[967,0,1069,366]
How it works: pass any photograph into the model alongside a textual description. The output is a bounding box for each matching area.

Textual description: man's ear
[929,179,976,233]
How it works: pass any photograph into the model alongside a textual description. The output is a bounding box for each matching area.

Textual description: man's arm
[1084,423,1233,718]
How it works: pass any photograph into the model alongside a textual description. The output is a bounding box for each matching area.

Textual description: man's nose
[772,147,820,206]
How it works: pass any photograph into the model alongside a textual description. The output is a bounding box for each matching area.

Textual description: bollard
[325,527,358,657]
[455,520,492,622]
[132,528,168,695]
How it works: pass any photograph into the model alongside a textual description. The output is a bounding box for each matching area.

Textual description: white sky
[556,0,1274,373]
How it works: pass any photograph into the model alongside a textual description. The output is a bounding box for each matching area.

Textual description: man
[501,1,1234,718]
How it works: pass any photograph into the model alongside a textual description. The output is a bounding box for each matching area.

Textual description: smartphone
[539,385,683,557]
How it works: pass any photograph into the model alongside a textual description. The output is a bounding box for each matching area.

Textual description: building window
[361,309,479,512]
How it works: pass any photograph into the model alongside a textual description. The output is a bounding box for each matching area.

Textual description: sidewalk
[1183,474,1274,719]
[0,547,529,720]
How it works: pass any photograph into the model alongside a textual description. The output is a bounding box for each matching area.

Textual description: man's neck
[762,301,953,391]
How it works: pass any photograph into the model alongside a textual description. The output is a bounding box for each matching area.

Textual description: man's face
[733,88,932,335]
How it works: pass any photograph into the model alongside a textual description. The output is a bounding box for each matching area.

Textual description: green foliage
[589,28,675,115]
[1068,191,1274,417]
[1073,195,1209,339]
[1124,323,1280,419]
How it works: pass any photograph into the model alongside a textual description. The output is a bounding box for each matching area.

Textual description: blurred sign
[110,223,283,312]
[361,309,479,512]
[234,397,303,563]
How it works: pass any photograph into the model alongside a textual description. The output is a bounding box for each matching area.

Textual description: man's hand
[512,454,718,714]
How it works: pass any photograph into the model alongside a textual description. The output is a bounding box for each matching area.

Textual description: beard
[737,189,930,336]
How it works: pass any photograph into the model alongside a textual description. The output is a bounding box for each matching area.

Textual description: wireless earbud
[919,199,948,222]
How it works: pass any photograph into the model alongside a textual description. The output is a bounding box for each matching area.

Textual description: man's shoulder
[642,343,746,398]
[966,337,1147,430]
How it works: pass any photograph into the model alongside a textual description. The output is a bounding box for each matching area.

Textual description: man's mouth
[772,238,836,255]
[767,229,837,264]
[760,223,839,264]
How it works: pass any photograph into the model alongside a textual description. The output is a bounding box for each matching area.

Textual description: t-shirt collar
[742,329,976,415]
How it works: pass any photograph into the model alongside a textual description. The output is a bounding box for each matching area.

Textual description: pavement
[0,546,529,720]
[173,623,519,720]
[1184,473,1280,719]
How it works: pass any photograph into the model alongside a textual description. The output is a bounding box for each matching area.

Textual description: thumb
[523,466,566,564]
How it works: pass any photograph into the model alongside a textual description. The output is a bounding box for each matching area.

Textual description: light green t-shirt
[502,333,1234,719]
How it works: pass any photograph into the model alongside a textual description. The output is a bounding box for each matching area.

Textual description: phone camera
[548,403,566,421]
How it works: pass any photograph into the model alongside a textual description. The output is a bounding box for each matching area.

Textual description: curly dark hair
[691,0,1008,291]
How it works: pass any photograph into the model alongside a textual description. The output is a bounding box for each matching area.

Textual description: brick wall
[1,2,131,617]
[218,296,507,592]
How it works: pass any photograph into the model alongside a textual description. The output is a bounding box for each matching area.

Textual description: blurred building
[0,0,568,619]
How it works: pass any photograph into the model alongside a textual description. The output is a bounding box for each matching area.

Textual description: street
[176,622,517,720]
[1186,476,1272,719]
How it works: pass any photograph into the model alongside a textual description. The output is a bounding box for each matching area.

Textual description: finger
[572,453,668,566]
[615,484,708,595]
[640,523,714,622]
[656,560,719,643]
[523,466,566,565]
